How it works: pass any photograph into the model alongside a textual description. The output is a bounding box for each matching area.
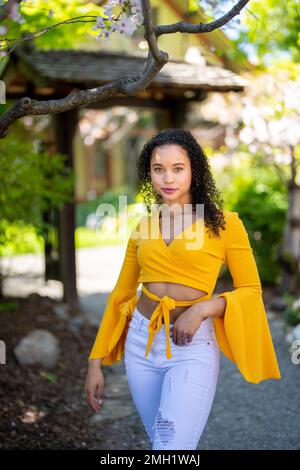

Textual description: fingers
[95,384,104,408]
[86,385,104,413]
[87,388,100,413]
[177,332,191,345]
[170,327,192,346]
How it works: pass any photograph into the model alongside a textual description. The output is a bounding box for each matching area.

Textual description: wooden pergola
[2,45,247,309]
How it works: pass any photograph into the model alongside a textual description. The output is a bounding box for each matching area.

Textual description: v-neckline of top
[158,213,204,250]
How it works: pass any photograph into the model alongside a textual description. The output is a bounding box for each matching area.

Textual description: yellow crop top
[88,208,282,384]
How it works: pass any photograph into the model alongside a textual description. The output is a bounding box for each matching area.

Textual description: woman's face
[150,144,193,209]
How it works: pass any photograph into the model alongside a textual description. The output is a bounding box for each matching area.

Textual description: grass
[75,227,125,248]
[0,226,126,257]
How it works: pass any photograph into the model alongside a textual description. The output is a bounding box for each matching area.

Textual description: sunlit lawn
[0,226,125,257]
[75,227,126,248]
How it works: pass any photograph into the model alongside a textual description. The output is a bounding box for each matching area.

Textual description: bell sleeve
[88,221,141,365]
[213,211,282,384]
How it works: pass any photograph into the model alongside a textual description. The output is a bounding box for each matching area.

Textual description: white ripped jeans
[124,305,220,450]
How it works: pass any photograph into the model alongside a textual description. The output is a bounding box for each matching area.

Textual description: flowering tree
[239,65,300,293]
[0,0,250,137]
[197,62,300,292]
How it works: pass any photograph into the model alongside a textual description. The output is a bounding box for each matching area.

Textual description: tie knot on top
[161,295,176,310]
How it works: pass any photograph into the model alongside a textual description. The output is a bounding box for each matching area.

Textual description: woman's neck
[159,206,196,218]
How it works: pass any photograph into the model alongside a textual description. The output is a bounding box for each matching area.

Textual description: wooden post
[53,109,79,310]
[154,99,189,130]
[169,99,189,127]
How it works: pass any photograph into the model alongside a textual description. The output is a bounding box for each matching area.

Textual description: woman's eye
[153,168,183,172]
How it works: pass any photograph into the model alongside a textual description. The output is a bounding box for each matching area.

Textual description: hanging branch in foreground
[0,0,249,138]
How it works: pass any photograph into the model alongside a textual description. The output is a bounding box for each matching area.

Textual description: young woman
[85,128,281,450]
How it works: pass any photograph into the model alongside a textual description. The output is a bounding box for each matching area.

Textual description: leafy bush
[283,294,300,326]
[216,151,288,284]
[0,136,74,288]
[76,185,137,228]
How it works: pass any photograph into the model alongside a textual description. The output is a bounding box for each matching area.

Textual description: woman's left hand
[170,304,208,346]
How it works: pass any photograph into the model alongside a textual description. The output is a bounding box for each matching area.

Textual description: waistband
[141,284,211,361]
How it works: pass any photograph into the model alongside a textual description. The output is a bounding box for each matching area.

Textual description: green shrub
[76,185,136,228]
[216,151,288,284]
[283,293,300,326]
[0,136,74,288]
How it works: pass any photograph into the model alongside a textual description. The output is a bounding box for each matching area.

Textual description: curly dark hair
[136,128,226,238]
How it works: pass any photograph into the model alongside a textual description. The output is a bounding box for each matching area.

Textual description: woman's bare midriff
[136,211,208,323]
[136,282,208,324]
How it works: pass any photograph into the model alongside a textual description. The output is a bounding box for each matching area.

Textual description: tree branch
[0,0,250,137]
[142,0,166,64]
[155,0,250,36]
[0,48,168,137]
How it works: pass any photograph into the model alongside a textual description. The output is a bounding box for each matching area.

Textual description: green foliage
[283,294,300,326]
[2,0,106,50]
[217,151,288,284]
[0,300,19,312]
[76,194,147,247]
[0,135,74,254]
[76,185,136,228]
[239,0,300,62]
[0,221,43,256]
[75,227,128,248]
[40,371,59,383]
[0,224,127,257]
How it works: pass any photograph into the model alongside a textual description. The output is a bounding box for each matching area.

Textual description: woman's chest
[136,223,225,267]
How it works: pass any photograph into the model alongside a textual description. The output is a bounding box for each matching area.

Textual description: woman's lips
[161,188,177,193]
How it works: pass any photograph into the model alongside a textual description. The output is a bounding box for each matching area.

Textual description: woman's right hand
[84,360,105,413]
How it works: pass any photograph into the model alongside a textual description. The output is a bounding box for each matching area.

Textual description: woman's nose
[163,174,175,183]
